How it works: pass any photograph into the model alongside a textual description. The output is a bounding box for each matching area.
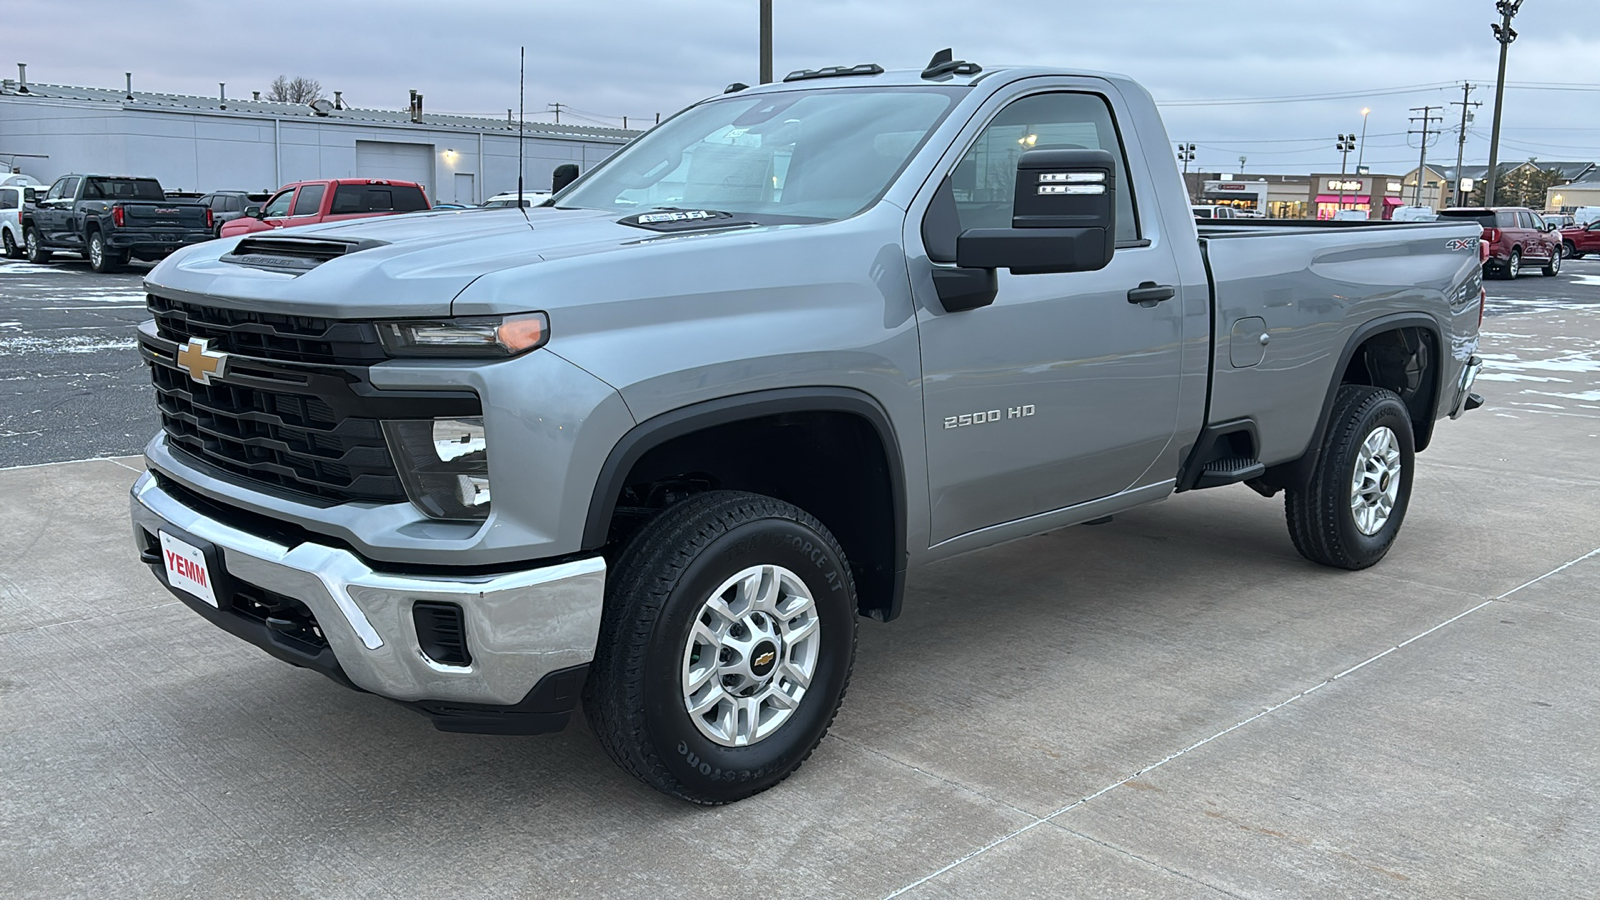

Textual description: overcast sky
[14,0,1600,175]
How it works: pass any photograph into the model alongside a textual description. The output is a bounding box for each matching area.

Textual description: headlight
[383,417,492,520]
[378,312,549,357]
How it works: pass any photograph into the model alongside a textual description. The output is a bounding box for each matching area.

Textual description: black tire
[1,228,17,259]
[1285,385,1416,570]
[583,490,858,805]
[24,227,51,264]
[1563,240,1579,259]
[1542,247,1561,277]
[88,231,122,273]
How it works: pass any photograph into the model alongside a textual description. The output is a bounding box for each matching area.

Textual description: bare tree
[265,76,324,104]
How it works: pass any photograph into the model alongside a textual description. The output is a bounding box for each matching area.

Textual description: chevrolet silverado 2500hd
[131,54,1486,805]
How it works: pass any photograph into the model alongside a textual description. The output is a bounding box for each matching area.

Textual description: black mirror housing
[956,148,1117,275]
[244,206,262,218]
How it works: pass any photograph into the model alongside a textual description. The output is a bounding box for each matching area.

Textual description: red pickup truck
[1561,220,1600,259]
[219,178,429,238]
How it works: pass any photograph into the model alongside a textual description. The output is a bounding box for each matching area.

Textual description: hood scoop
[221,236,389,274]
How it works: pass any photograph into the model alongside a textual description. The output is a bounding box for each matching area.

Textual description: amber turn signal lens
[496,314,548,353]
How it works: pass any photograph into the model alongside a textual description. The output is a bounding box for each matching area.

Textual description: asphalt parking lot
[3,255,1600,897]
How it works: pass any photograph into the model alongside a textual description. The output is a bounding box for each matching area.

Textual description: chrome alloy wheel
[1350,425,1402,536]
[89,235,103,268]
[681,564,821,747]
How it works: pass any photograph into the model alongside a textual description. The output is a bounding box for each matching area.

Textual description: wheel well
[597,409,902,621]
[1338,325,1440,451]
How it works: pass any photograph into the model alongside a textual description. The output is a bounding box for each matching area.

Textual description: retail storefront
[1199,177,1268,213]
[1311,174,1405,220]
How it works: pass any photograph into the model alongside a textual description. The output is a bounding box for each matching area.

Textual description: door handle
[1127,282,1176,306]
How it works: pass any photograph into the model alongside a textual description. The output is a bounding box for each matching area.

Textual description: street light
[1177,143,1196,201]
[1336,133,1358,210]
[1356,107,1370,171]
[1485,0,1524,205]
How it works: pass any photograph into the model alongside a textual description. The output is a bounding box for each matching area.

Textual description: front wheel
[24,227,51,264]
[1285,385,1416,570]
[1542,248,1561,277]
[583,490,858,805]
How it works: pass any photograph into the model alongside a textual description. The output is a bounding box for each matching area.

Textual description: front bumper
[131,471,606,734]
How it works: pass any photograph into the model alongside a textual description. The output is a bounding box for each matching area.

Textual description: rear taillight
[1479,238,1491,263]
[111,206,124,227]
[206,208,214,229]
[1483,227,1501,245]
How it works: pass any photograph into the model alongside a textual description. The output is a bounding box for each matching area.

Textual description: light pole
[1485,0,1523,206]
[1178,143,1196,201]
[759,0,773,84]
[1356,107,1370,170]
[1336,133,1358,211]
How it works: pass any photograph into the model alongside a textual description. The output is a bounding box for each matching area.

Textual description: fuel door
[1229,317,1268,368]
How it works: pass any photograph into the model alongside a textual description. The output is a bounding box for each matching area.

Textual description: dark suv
[198,191,271,237]
[1438,206,1562,279]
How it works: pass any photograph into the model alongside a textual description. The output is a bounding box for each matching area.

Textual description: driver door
[259,187,297,228]
[911,86,1186,545]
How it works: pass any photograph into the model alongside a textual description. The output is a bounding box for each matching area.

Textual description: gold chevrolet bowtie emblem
[754,651,776,668]
[176,338,228,385]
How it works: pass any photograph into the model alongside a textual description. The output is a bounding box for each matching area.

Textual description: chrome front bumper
[130,472,605,711]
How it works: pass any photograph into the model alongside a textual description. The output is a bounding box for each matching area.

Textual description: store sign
[1326,179,1364,192]
[1217,183,1248,190]
[1461,178,1475,192]
[1387,182,1403,193]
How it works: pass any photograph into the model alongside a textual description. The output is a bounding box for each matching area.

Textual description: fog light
[383,417,492,520]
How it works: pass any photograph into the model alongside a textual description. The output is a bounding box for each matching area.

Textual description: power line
[1408,105,1443,206]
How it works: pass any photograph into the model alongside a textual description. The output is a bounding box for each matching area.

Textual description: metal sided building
[0,71,638,204]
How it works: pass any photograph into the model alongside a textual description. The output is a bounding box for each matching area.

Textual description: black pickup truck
[22,174,212,272]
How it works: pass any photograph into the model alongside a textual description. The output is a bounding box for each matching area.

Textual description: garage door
[355,141,434,198]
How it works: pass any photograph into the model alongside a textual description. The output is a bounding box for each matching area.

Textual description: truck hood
[143,206,718,319]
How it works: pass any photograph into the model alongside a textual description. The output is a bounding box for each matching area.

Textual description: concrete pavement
[2,297,1598,898]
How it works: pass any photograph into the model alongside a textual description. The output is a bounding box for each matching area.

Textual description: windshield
[560,87,962,222]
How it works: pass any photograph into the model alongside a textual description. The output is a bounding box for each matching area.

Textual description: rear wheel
[88,231,123,273]
[1285,385,1415,570]
[1,228,16,259]
[583,490,857,805]
[24,227,51,264]
[1542,248,1561,277]
[1503,249,1521,280]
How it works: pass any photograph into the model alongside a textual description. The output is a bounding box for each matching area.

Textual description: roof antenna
[517,45,526,218]
[921,48,981,80]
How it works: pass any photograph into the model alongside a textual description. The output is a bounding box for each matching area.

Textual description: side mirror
[1545,222,1558,232]
[956,149,1117,276]
[551,164,579,193]
[243,206,262,218]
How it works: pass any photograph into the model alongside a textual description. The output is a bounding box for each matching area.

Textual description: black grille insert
[148,293,388,366]
[414,602,472,666]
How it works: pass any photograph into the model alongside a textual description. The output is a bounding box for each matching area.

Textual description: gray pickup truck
[131,55,1486,804]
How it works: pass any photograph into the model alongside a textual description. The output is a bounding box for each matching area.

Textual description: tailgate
[119,202,209,230]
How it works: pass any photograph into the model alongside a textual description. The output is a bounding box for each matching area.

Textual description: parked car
[1560,220,1600,259]
[1332,208,1370,221]
[21,174,211,272]
[198,191,271,237]
[0,179,45,258]
[1542,213,1575,230]
[1574,207,1600,227]
[1191,204,1237,219]
[133,60,1487,805]
[1438,206,1562,278]
[1391,206,1437,223]
[482,190,552,208]
[220,179,429,238]
[430,203,474,210]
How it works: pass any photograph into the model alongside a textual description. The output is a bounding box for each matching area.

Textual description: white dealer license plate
[160,531,218,608]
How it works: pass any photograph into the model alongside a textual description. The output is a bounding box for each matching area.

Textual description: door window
[951,92,1139,243]
[290,184,326,216]
[261,189,295,218]
[0,188,16,210]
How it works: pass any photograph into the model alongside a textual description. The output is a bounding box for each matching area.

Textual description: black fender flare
[583,386,909,620]
[1267,312,1445,488]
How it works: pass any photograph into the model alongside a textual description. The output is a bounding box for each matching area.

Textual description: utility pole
[759,0,773,84]
[1409,105,1443,208]
[1485,0,1523,206]
[1451,83,1482,206]
[1336,133,1358,211]
[1177,143,1196,202]
[547,101,564,125]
